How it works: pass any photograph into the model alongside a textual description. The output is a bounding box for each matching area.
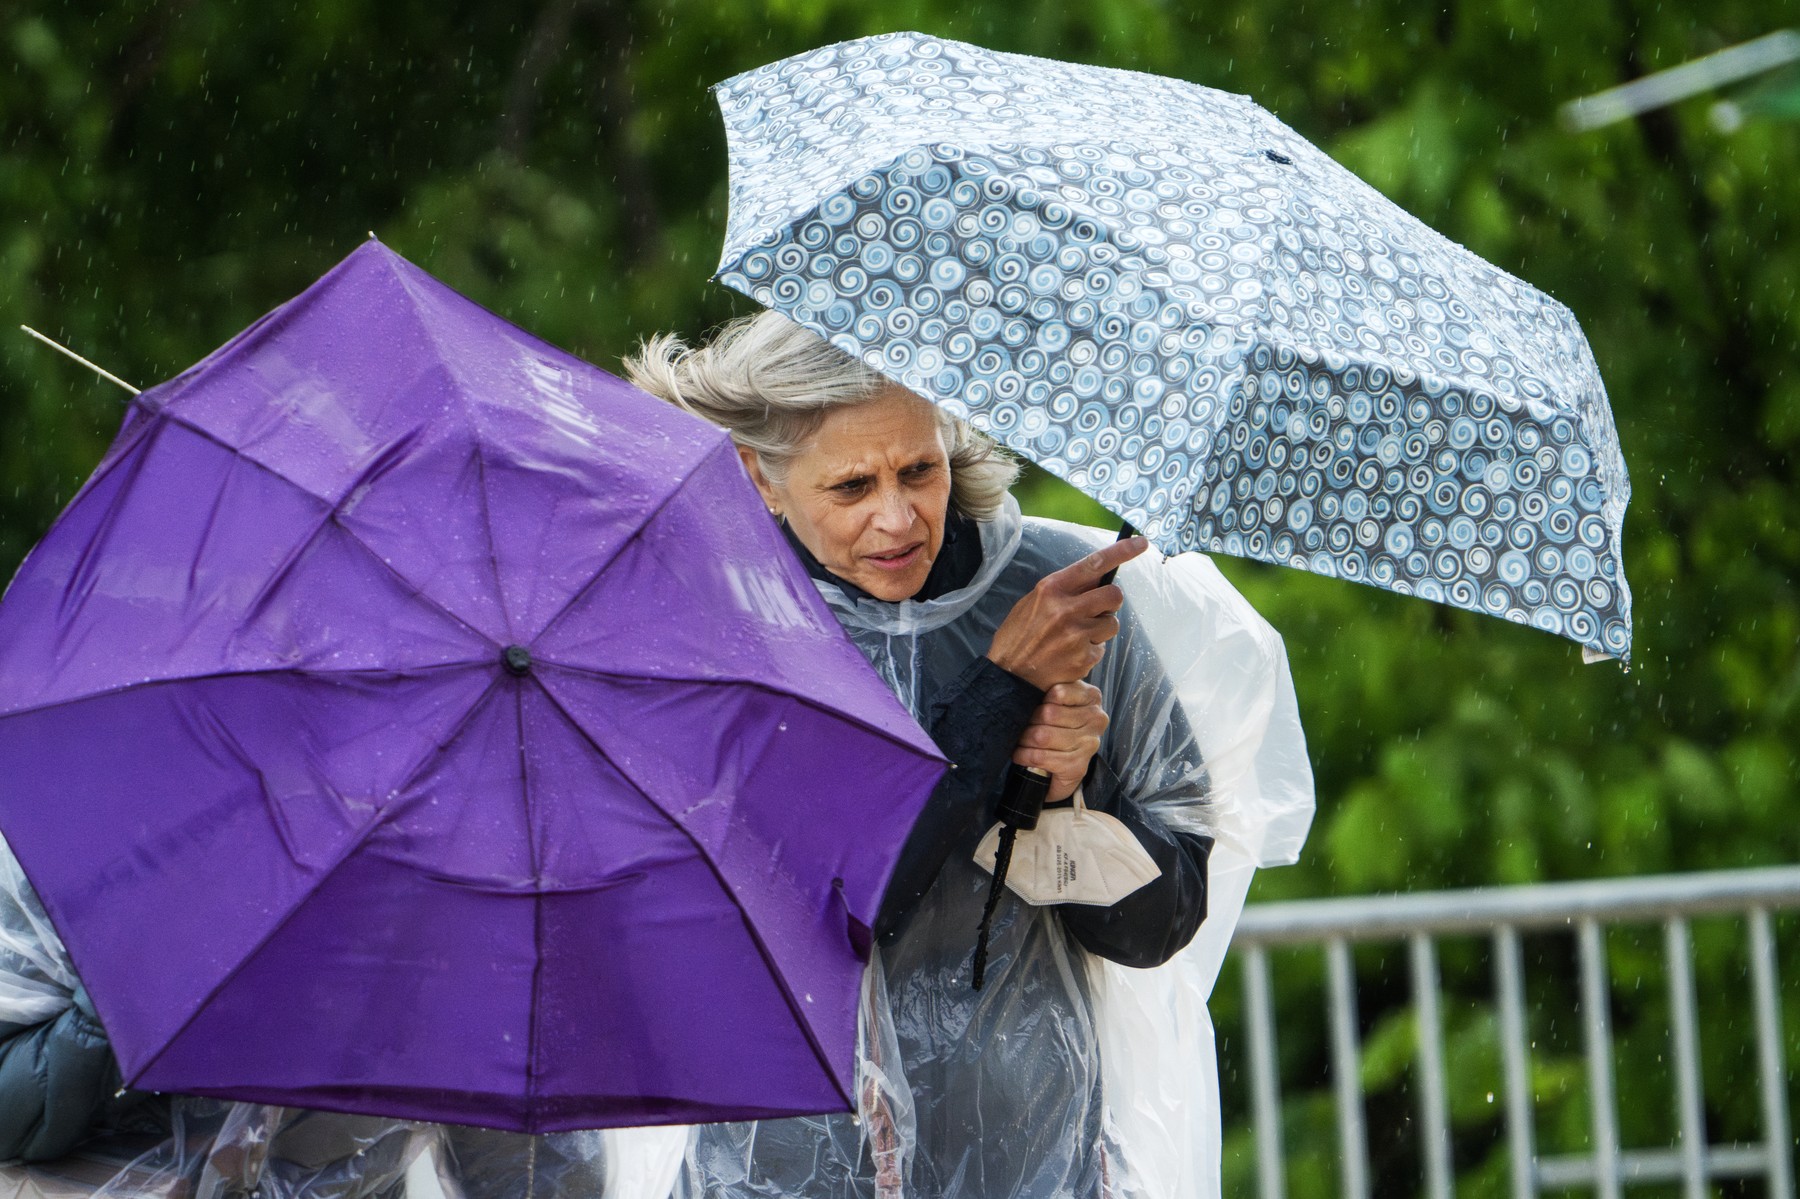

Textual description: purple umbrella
[0,241,944,1133]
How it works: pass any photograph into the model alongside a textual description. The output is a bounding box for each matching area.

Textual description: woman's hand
[985,536,1147,690]
[1013,682,1109,803]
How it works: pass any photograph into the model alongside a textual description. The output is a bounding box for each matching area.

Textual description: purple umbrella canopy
[0,241,945,1133]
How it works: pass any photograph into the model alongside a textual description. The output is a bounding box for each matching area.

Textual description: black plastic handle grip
[995,763,1049,831]
[1096,520,1138,588]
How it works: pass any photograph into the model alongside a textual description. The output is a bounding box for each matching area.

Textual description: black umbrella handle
[972,764,1047,989]
[994,764,1050,830]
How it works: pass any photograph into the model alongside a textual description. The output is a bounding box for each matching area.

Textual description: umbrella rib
[237,503,378,642]
[327,520,495,646]
[0,662,482,723]
[471,440,518,643]
[1247,158,1579,401]
[530,681,855,1112]
[540,662,944,765]
[123,388,352,507]
[381,268,521,643]
[52,424,159,627]
[133,405,497,647]
[124,797,392,1086]
[127,672,509,1087]
[514,685,548,1128]
[530,436,735,647]
[1254,324,1569,413]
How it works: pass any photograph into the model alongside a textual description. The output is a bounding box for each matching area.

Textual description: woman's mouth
[865,543,924,571]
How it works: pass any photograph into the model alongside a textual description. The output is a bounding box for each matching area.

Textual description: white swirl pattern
[715,32,1633,661]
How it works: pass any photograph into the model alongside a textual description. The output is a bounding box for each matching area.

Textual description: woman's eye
[903,462,939,481]
[832,478,870,495]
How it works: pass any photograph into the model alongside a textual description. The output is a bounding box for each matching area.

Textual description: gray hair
[624,311,1018,520]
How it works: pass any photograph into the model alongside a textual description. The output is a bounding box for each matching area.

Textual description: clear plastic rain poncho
[662,500,1314,1199]
[0,500,1310,1199]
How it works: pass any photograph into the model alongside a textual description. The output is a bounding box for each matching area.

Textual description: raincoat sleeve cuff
[873,658,1043,943]
[1059,773,1214,969]
[932,657,1043,761]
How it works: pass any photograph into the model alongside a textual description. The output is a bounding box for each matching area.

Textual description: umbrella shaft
[1096,521,1137,588]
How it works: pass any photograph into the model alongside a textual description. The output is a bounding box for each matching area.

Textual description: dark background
[4,2,1795,1193]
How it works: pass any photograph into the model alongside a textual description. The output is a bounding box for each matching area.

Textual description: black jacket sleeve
[873,655,1042,943]
[871,626,1215,969]
[1057,752,1214,969]
[0,985,121,1163]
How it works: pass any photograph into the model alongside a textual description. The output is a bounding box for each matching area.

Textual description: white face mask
[973,788,1162,906]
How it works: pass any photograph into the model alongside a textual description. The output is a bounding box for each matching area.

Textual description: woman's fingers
[1014,687,1108,801]
[1045,537,1148,595]
[1016,719,1104,750]
[1011,743,1099,802]
[1025,705,1090,731]
[985,540,1143,689]
[1011,741,1100,769]
[1075,583,1126,617]
[1043,680,1102,708]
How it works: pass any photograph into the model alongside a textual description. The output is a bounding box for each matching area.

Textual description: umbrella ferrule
[503,645,533,676]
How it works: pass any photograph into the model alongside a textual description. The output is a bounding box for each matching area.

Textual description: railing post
[1245,943,1287,1199]
[1409,934,1454,1199]
[1663,917,1707,1199]
[1578,919,1622,1199]
[1326,938,1370,1199]
[1495,926,1537,1199]
[1749,908,1794,1199]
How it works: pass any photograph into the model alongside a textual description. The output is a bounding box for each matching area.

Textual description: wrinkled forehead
[798,385,949,475]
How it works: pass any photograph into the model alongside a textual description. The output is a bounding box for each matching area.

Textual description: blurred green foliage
[3,1,1796,1194]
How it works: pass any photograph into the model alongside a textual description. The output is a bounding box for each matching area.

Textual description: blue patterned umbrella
[714,32,1633,662]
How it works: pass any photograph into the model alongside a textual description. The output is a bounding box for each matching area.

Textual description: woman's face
[741,385,952,602]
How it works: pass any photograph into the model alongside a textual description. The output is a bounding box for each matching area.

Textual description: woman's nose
[870,485,915,533]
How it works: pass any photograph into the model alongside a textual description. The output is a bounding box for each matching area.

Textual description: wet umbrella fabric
[0,242,945,1133]
[715,32,1633,662]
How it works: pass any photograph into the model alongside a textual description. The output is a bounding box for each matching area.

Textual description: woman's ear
[737,446,783,516]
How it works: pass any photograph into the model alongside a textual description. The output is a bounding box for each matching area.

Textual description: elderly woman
[624,311,1297,1199]
[0,305,1305,1199]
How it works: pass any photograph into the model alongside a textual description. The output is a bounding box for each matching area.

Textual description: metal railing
[1224,866,1800,1199]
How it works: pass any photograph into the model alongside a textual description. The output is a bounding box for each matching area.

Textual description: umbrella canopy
[714,32,1633,662]
[0,241,945,1133]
